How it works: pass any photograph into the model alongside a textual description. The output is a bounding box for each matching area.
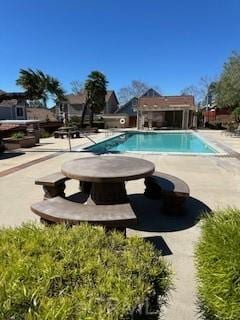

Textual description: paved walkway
[0,130,240,319]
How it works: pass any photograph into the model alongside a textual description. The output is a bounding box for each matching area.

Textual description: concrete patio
[0,130,240,319]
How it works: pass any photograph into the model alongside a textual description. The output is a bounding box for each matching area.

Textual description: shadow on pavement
[0,152,25,160]
[129,194,211,232]
[144,236,173,256]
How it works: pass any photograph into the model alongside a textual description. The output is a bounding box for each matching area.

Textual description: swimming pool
[85,132,218,154]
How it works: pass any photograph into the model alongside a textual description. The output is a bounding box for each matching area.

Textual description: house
[138,94,195,129]
[0,91,27,121]
[115,89,161,127]
[115,88,196,129]
[116,97,138,127]
[56,90,119,121]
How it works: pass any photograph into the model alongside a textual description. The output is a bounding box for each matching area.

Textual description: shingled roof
[0,91,28,104]
[139,95,195,108]
[26,107,57,122]
[64,90,118,105]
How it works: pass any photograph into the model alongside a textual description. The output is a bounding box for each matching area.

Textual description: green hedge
[0,224,172,319]
[195,208,240,320]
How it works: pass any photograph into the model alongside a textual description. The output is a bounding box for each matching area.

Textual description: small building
[0,91,27,121]
[56,90,119,121]
[116,97,138,127]
[116,89,162,128]
[137,95,195,129]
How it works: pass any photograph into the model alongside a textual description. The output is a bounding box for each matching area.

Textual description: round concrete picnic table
[61,156,155,205]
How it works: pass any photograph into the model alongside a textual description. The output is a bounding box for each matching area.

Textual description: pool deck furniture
[61,156,155,205]
[144,171,190,213]
[54,126,80,139]
[32,156,155,232]
[35,172,70,199]
[31,196,136,234]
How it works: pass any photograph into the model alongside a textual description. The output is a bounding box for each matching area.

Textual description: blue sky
[0,0,239,104]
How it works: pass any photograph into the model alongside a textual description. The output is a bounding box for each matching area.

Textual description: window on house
[16,107,24,117]
[132,99,137,107]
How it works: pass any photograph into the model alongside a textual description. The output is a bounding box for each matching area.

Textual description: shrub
[195,208,240,320]
[40,130,51,138]
[0,224,172,319]
[11,131,25,140]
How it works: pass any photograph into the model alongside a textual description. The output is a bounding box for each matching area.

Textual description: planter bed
[3,136,36,150]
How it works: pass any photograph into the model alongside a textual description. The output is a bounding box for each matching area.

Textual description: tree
[180,85,201,105]
[232,106,240,121]
[181,76,217,106]
[118,80,161,104]
[203,81,218,106]
[82,71,108,127]
[216,52,240,109]
[70,80,84,94]
[16,69,65,107]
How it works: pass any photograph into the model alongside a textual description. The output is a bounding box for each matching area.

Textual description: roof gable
[141,88,161,97]
[105,90,119,104]
[116,97,138,115]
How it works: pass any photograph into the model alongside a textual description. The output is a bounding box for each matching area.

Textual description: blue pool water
[85,132,217,154]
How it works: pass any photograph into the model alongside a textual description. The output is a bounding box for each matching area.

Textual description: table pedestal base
[91,182,128,205]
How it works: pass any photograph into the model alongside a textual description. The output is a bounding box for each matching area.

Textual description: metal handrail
[82,133,97,144]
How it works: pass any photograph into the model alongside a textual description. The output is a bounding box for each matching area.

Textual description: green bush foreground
[0,224,172,319]
[195,208,240,320]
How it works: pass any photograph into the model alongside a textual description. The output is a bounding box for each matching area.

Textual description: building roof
[106,90,119,103]
[0,99,18,107]
[26,107,57,122]
[139,95,195,108]
[64,90,118,105]
[116,97,138,115]
[0,92,28,103]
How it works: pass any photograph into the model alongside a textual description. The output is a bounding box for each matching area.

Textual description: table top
[58,126,75,131]
[61,156,155,183]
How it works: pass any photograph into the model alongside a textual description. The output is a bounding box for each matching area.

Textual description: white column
[148,111,153,129]
[186,110,189,129]
[181,110,185,129]
[182,110,189,129]
[137,110,144,130]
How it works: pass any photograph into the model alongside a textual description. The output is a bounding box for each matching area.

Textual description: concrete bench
[35,172,70,199]
[144,171,190,213]
[36,172,93,199]
[31,196,137,233]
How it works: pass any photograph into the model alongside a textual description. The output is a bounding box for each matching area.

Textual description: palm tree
[16,69,43,101]
[81,71,108,127]
[16,68,65,107]
[45,74,65,104]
